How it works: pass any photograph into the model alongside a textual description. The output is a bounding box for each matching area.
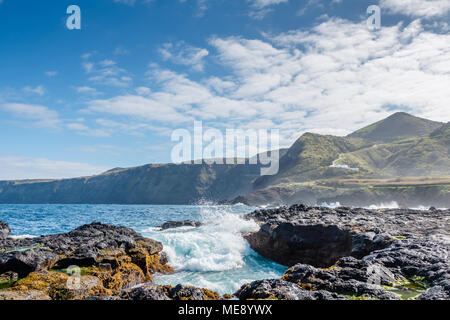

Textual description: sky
[0,0,449,180]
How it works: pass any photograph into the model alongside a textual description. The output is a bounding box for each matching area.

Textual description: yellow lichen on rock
[0,289,51,300]
[12,271,69,294]
[202,288,220,300]
[49,275,111,300]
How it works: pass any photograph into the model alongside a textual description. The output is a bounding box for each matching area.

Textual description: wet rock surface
[0,222,181,300]
[245,204,449,267]
[160,220,202,230]
[235,279,344,300]
[115,283,221,300]
[238,204,450,300]
[0,221,10,240]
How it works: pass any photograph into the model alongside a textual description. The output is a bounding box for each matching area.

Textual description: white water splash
[365,202,400,209]
[148,206,259,272]
[9,234,38,239]
[321,202,342,208]
[141,205,285,294]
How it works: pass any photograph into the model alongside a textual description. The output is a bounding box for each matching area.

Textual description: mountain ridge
[348,112,443,142]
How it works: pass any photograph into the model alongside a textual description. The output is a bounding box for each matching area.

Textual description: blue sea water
[0,204,286,294]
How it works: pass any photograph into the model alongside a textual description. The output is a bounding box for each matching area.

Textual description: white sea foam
[142,205,286,294]
[321,202,342,208]
[321,201,446,210]
[365,201,400,209]
[9,234,38,239]
[144,206,260,272]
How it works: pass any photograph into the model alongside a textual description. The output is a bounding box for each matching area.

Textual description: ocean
[0,204,287,294]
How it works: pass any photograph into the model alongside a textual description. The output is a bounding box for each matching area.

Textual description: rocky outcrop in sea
[238,204,450,300]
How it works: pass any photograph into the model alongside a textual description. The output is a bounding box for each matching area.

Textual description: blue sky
[0,0,449,179]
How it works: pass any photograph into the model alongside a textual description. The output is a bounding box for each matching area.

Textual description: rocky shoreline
[0,222,219,300]
[1,204,449,300]
[240,205,450,300]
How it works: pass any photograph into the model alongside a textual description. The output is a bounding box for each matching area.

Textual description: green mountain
[243,116,450,207]
[0,113,448,206]
[348,112,443,142]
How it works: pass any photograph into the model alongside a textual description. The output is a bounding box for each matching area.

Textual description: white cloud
[0,155,109,180]
[82,59,132,87]
[380,0,450,18]
[81,18,450,149]
[23,85,45,96]
[99,59,116,67]
[179,0,209,17]
[203,77,236,94]
[66,122,111,137]
[159,42,209,72]
[81,53,93,59]
[249,0,289,19]
[74,86,102,95]
[45,71,58,77]
[82,62,94,73]
[114,46,130,55]
[135,86,151,96]
[0,103,60,128]
[251,0,289,9]
[84,93,190,124]
[113,0,137,5]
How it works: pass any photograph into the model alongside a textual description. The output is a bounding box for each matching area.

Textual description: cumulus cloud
[0,155,109,180]
[380,0,450,18]
[159,42,209,72]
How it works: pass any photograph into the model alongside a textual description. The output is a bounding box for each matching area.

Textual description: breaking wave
[142,205,286,294]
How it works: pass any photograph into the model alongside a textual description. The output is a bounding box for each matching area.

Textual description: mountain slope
[253,133,371,189]
[241,119,450,206]
[338,122,450,177]
[348,112,443,142]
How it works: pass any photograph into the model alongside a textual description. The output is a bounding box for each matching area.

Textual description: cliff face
[0,113,448,205]
[0,162,262,204]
